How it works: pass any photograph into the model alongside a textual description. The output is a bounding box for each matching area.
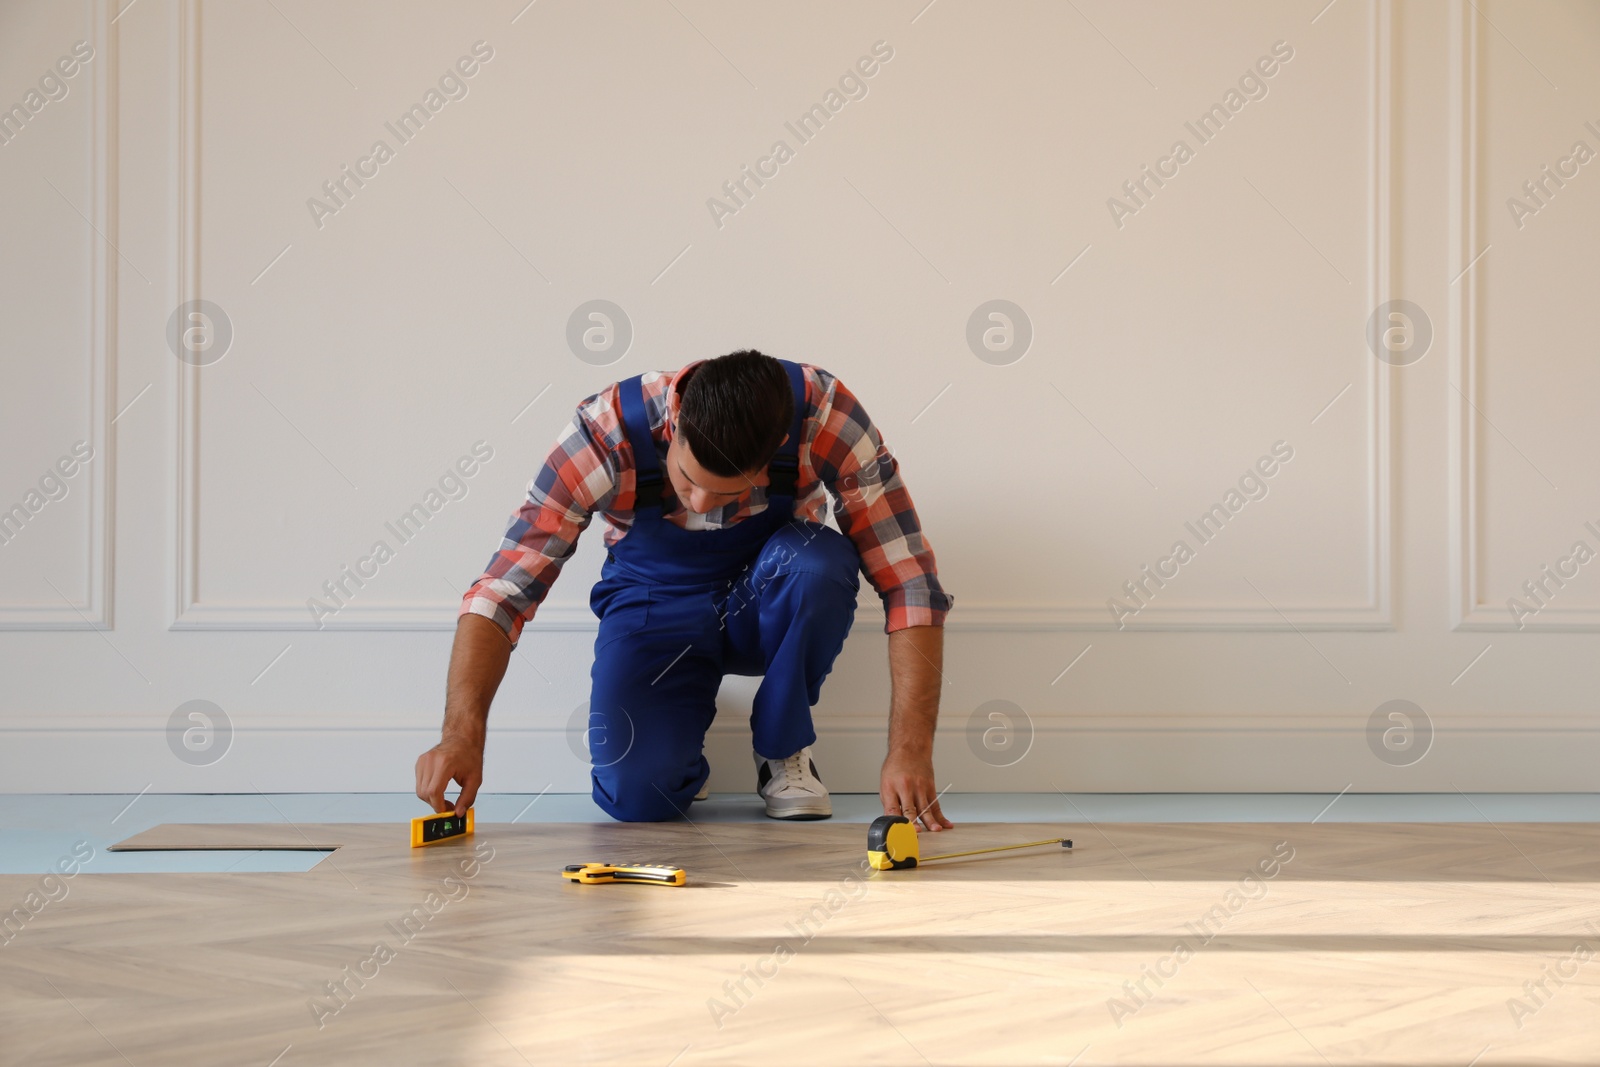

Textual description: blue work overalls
[585,359,862,822]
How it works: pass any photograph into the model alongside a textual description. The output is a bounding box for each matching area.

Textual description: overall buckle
[635,468,664,509]
[766,454,799,498]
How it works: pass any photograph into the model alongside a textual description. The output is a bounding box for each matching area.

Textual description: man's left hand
[879,751,954,832]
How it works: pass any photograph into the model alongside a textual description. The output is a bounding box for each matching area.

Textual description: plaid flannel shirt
[460,360,952,645]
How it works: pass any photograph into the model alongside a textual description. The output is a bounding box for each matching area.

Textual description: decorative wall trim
[10,708,1596,793]
[929,0,1396,634]
[8,710,1596,735]
[171,0,200,628]
[0,0,117,631]
[1444,1,1592,631]
[172,601,597,631]
[166,595,1390,632]
[170,0,1393,634]
[1449,0,1488,631]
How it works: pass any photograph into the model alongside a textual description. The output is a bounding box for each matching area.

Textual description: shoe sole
[763,801,833,820]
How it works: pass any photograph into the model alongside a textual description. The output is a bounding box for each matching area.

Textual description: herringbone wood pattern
[4,821,1598,1064]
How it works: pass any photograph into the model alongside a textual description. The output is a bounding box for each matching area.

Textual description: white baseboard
[6,713,1597,792]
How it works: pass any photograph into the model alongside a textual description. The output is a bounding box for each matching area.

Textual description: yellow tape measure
[867,815,1071,870]
[562,862,687,887]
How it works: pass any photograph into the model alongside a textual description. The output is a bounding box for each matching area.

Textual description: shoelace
[768,751,814,794]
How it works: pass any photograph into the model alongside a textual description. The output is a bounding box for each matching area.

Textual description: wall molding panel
[0,0,117,630]
[955,0,1395,633]
[169,0,1394,634]
[1445,0,1598,632]
[20,0,1596,795]
[12,709,1600,794]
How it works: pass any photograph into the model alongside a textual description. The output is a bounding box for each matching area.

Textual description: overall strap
[622,361,806,510]
[766,359,807,500]
[618,373,665,510]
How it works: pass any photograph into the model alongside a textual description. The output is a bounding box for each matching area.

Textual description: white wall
[2,0,1597,794]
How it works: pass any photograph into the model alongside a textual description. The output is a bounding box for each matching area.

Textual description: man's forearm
[441,613,514,747]
[886,623,943,756]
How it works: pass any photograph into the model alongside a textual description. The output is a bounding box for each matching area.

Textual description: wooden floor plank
[4,821,1599,1065]
[107,824,346,851]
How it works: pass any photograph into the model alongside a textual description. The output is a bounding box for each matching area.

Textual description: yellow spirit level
[410,808,474,848]
[561,862,687,887]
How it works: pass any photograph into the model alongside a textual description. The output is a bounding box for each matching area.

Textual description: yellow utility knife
[561,861,687,887]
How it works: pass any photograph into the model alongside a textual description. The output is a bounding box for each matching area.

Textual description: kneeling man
[416,350,954,829]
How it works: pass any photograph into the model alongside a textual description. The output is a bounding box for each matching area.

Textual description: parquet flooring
[4,820,1598,1064]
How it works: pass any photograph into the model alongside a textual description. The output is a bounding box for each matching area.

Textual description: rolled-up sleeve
[459,403,619,647]
[809,372,953,633]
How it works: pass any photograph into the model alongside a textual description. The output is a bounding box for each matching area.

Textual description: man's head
[666,349,793,514]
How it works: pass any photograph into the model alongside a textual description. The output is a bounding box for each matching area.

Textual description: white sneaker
[691,750,710,801]
[754,746,832,820]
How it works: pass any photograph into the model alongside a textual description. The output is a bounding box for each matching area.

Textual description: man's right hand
[415,738,483,817]
[420,614,512,815]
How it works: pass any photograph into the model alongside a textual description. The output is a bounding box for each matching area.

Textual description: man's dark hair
[676,349,793,477]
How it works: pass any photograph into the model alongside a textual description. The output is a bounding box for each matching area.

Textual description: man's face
[665,422,773,515]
